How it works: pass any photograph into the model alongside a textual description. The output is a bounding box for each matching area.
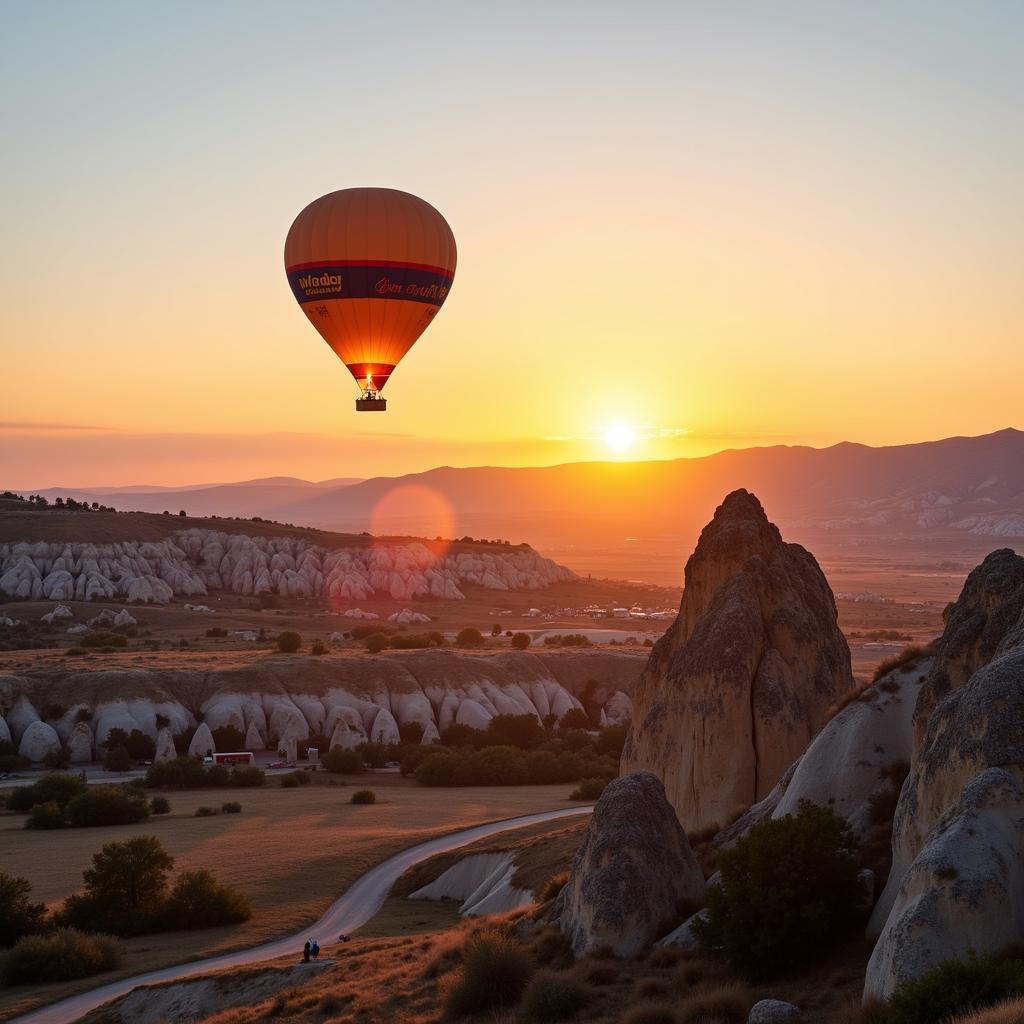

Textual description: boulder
[871,643,1024,935]
[329,719,360,751]
[369,708,400,745]
[18,720,62,762]
[622,490,855,830]
[154,727,176,763]
[188,722,216,758]
[656,908,708,951]
[864,768,1024,1001]
[747,1000,802,1023]
[6,695,40,743]
[553,772,704,956]
[67,721,94,763]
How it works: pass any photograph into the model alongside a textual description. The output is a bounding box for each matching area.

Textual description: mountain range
[17,429,1024,581]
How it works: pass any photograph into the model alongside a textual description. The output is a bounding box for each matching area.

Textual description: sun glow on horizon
[604,422,636,455]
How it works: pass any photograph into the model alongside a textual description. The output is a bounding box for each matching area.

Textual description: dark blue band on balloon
[287,264,453,306]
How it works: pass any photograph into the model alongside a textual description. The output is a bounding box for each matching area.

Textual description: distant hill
[10,430,1023,581]
[25,476,362,521]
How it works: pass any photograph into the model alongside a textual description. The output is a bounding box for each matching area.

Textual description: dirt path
[9,805,592,1024]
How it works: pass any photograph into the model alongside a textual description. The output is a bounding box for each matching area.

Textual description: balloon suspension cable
[355,374,387,411]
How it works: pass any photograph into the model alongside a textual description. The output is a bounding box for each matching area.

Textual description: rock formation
[747,1001,802,1023]
[18,719,62,762]
[188,722,216,758]
[552,772,704,956]
[622,490,854,829]
[0,528,574,604]
[865,768,1024,1000]
[244,720,264,750]
[67,721,94,763]
[154,727,176,762]
[410,852,533,916]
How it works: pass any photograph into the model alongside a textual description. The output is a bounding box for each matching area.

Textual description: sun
[604,422,636,454]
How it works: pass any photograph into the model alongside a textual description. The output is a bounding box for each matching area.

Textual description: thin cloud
[0,421,108,432]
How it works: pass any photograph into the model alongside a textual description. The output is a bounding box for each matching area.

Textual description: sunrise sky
[2,2,1022,487]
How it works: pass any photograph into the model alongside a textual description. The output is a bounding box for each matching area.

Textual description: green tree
[693,801,861,979]
[103,746,133,773]
[276,631,302,653]
[65,786,150,827]
[161,870,251,929]
[210,724,245,751]
[511,632,531,650]
[322,747,363,774]
[456,627,485,648]
[0,872,46,947]
[60,835,174,936]
[559,708,592,730]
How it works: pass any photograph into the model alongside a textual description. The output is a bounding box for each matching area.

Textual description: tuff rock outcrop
[67,721,94,763]
[18,719,62,761]
[912,548,1024,747]
[188,722,216,758]
[747,1001,802,1023]
[154,727,176,762]
[622,490,855,829]
[0,529,574,604]
[552,772,704,956]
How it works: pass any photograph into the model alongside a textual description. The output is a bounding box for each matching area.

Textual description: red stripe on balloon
[286,259,455,279]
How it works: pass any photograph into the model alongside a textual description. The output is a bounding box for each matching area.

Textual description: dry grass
[949,996,1024,1024]
[0,776,585,1020]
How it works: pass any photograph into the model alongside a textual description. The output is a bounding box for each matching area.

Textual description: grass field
[0,774,589,1019]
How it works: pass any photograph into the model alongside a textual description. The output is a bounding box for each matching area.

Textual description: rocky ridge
[0,649,640,763]
[0,528,575,604]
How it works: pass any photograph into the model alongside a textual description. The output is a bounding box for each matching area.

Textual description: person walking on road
[302,940,311,963]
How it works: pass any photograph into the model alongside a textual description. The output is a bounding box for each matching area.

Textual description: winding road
[10,805,593,1024]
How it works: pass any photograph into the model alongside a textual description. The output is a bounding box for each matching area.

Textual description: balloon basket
[356,397,387,412]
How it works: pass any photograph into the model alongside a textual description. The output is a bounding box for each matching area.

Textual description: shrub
[542,633,590,647]
[145,757,209,789]
[416,750,464,786]
[8,771,88,812]
[455,627,485,649]
[323,748,363,774]
[229,766,265,787]
[65,786,150,827]
[351,789,376,805]
[161,869,251,929]
[444,931,534,1017]
[882,953,1024,1024]
[399,721,425,744]
[205,626,228,637]
[311,639,327,656]
[487,713,545,749]
[103,727,156,759]
[390,632,435,649]
[149,796,171,815]
[693,800,862,979]
[676,981,751,1023]
[540,872,569,903]
[0,739,30,771]
[622,1003,678,1024]
[80,630,128,648]
[58,835,174,936]
[570,776,611,800]
[364,632,390,653]
[511,631,531,650]
[276,630,302,653]
[0,872,46,947]
[221,801,242,813]
[25,800,66,829]
[872,644,931,683]
[210,724,245,752]
[43,745,72,769]
[103,746,133,773]
[520,970,590,1021]
[1,928,122,985]
[194,805,218,817]
[559,707,592,730]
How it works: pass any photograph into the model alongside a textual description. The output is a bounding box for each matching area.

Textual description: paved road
[10,805,593,1024]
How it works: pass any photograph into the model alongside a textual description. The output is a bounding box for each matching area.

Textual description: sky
[1,1,1022,488]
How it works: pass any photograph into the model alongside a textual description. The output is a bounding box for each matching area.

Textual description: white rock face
[657,908,708,951]
[67,721,94,763]
[7,695,40,743]
[41,603,74,624]
[328,632,345,642]
[388,609,431,625]
[410,852,534,916]
[88,608,137,628]
[421,720,440,744]
[864,768,1024,1001]
[0,529,574,604]
[184,603,213,612]
[18,720,62,761]
[67,623,88,634]
[329,719,360,751]
[154,727,176,763]
[188,722,216,757]
[244,720,264,750]
[0,716,10,744]
[369,708,400,745]
[600,691,633,726]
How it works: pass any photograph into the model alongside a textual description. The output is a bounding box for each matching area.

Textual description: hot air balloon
[284,188,456,411]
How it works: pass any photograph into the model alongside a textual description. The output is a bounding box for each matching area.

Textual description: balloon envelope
[285,187,456,394]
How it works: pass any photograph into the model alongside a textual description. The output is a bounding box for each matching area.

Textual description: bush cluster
[0,739,30,771]
[445,931,534,1017]
[2,928,122,985]
[693,801,862,979]
[542,633,591,647]
[7,771,88,813]
[323,748,363,774]
[58,835,250,937]
[79,630,128,648]
[0,871,46,947]
[351,789,376,804]
[280,769,312,787]
[144,758,265,790]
